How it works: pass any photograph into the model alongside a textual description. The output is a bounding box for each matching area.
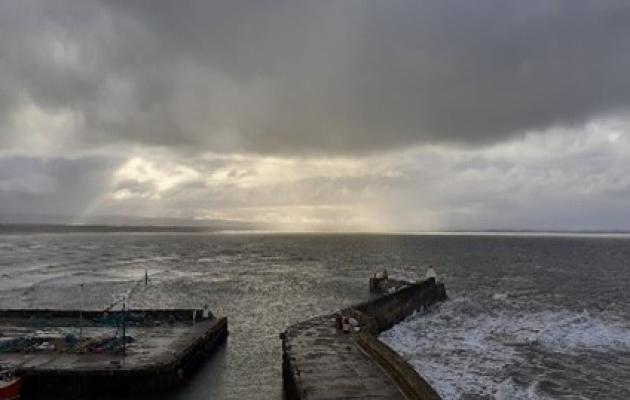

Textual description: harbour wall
[282,278,446,400]
[19,318,228,398]
[1,310,228,398]
[352,278,447,333]
[0,308,207,322]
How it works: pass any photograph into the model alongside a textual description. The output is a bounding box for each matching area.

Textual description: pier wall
[282,278,446,400]
[0,308,207,322]
[353,278,447,333]
[1,309,228,398]
[355,332,442,400]
[18,317,228,398]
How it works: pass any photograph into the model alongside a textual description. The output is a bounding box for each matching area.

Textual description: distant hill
[0,213,262,233]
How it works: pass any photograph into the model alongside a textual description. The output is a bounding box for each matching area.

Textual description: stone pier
[0,309,228,398]
[281,278,446,400]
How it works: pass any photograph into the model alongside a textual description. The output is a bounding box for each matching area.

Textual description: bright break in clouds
[1,1,630,231]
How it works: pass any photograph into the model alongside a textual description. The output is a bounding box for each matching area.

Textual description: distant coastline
[1,223,629,236]
[0,223,255,234]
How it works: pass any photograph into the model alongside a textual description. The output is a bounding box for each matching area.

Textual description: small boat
[0,370,21,400]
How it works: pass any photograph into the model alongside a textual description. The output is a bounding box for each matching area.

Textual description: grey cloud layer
[2,118,629,230]
[0,157,118,216]
[2,1,630,155]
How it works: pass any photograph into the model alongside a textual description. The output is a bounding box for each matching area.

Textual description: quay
[281,278,446,400]
[0,309,228,398]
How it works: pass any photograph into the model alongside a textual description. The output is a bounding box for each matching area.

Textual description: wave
[380,296,630,399]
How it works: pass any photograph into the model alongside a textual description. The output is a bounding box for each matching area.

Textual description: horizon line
[1,222,630,236]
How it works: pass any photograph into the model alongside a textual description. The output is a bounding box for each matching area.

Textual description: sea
[1,229,630,399]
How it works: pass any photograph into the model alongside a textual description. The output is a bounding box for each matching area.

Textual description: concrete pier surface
[0,309,228,397]
[282,278,446,400]
[282,314,405,399]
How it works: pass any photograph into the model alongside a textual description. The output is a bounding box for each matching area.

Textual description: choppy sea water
[1,230,630,399]
[379,235,630,400]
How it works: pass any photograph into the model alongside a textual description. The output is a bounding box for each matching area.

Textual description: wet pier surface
[0,309,228,397]
[283,315,404,400]
[1,318,223,371]
[282,279,447,400]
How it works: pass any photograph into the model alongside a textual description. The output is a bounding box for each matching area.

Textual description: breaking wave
[380,296,630,399]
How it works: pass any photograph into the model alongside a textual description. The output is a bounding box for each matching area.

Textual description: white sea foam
[380,296,630,399]
[492,292,509,301]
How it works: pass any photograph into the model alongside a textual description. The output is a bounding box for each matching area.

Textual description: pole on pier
[145,269,148,286]
[79,283,84,338]
[122,299,126,357]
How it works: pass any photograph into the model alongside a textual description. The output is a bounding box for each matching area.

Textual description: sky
[1,0,630,231]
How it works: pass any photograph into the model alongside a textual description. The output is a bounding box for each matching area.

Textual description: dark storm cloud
[1,0,630,155]
[0,157,118,216]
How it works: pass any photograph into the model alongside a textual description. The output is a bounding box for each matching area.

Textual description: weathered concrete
[0,308,207,322]
[283,314,404,400]
[0,309,228,398]
[282,278,446,400]
[353,279,447,333]
[355,334,441,400]
[369,276,409,294]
